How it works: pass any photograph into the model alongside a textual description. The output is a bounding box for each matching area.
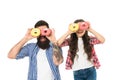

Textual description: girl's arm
[57,24,75,46]
[57,30,71,46]
[88,27,105,43]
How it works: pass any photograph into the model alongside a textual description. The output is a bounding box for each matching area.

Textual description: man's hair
[34,20,49,28]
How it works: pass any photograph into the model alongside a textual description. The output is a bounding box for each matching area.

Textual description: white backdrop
[0,0,120,80]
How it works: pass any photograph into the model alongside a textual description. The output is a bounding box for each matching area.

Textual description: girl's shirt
[72,38,93,71]
[60,36,101,70]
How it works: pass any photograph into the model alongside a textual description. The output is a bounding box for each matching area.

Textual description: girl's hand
[86,22,92,31]
[68,23,76,34]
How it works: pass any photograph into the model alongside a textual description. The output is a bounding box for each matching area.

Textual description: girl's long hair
[69,19,92,63]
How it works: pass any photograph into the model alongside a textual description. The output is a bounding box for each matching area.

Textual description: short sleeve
[60,38,70,47]
[89,36,101,45]
[16,43,31,59]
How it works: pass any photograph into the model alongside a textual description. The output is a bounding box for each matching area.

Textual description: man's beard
[37,36,50,49]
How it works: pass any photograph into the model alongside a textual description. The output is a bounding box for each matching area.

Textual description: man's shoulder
[25,43,37,48]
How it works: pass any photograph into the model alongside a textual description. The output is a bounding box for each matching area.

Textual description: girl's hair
[69,19,92,63]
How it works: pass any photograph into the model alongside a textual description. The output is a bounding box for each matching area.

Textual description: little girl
[57,19,105,80]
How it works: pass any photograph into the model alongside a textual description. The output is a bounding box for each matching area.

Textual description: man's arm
[52,44,63,66]
[8,28,34,59]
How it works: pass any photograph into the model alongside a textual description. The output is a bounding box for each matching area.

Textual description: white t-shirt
[37,49,54,80]
[72,38,93,71]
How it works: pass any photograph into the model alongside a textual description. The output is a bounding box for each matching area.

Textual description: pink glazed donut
[79,22,89,30]
[41,28,51,36]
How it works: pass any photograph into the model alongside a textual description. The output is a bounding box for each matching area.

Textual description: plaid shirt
[60,36,101,70]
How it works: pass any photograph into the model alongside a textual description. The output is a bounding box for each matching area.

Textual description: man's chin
[37,36,50,49]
